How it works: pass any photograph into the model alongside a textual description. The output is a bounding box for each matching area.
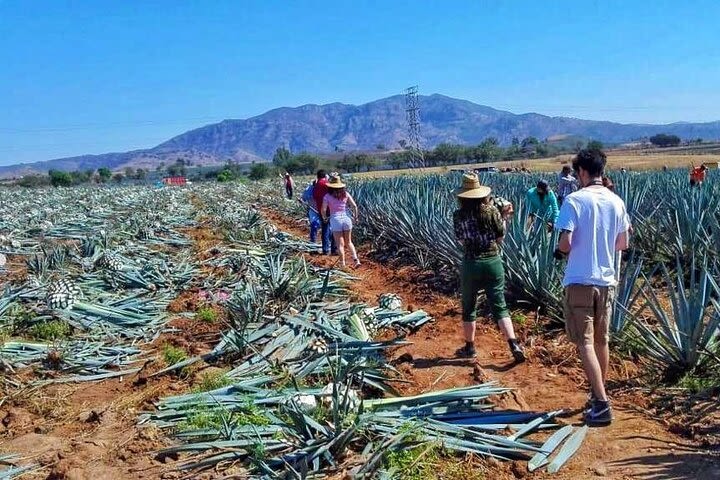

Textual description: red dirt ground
[263,207,720,480]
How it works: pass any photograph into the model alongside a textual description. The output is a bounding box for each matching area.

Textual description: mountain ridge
[3,93,720,177]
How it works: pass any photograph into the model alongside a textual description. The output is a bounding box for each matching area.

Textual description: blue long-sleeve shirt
[526,187,559,224]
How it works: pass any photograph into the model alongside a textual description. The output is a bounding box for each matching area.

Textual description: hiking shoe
[585,400,613,427]
[455,344,477,358]
[509,341,526,363]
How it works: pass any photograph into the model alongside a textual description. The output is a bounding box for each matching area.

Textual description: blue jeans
[321,220,336,254]
[308,210,321,243]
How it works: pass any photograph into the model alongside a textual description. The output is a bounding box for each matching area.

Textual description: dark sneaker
[509,341,526,363]
[585,400,612,427]
[585,391,599,409]
[455,344,476,358]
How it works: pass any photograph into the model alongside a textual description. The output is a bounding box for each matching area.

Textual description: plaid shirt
[453,204,505,258]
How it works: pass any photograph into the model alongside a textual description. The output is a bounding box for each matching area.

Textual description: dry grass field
[355,151,720,178]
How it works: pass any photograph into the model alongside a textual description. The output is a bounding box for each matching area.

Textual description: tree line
[261,137,594,179]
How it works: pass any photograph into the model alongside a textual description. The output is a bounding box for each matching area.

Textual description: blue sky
[1,0,720,165]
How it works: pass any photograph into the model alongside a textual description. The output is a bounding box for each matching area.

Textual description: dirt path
[263,208,720,480]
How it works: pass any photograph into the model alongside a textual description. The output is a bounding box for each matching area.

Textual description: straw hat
[454,173,491,198]
[327,175,346,189]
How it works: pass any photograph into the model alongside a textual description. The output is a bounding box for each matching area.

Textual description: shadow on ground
[608,447,720,480]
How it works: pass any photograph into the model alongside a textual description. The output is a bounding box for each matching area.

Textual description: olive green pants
[461,254,510,322]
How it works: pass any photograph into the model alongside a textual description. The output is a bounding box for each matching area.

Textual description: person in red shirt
[313,170,335,254]
[690,165,707,186]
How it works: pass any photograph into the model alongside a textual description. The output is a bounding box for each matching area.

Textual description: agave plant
[611,252,646,334]
[503,204,564,320]
[633,258,720,374]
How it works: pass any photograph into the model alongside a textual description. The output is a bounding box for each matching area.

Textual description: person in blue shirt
[526,180,559,227]
[300,180,321,243]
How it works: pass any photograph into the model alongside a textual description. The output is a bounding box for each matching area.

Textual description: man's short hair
[573,148,607,177]
[316,169,326,179]
[537,179,549,191]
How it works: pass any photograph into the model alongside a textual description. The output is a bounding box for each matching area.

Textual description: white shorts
[330,215,352,233]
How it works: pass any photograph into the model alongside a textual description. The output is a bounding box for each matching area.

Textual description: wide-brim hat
[454,172,491,198]
[327,175,346,189]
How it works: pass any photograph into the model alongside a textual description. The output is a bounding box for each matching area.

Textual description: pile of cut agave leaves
[0,183,585,478]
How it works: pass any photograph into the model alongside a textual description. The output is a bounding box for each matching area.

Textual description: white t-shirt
[555,186,630,287]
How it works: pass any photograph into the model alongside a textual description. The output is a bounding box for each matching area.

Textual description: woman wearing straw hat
[453,172,525,362]
[321,175,360,268]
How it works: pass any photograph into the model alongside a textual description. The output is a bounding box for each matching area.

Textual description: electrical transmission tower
[404,85,425,168]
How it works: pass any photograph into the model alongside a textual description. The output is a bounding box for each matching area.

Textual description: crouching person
[554,149,630,427]
[452,173,525,363]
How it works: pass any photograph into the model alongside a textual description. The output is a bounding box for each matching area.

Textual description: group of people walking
[297,170,360,268]
[287,149,630,427]
[455,148,629,427]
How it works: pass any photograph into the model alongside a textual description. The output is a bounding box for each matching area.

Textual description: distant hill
[3,93,720,178]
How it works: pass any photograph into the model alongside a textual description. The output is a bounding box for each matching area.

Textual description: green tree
[216,169,235,182]
[48,170,73,187]
[388,152,408,169]
[337,154,358,172]
[112,173,124,183]
[97,167,112,183]
[134,168,147,180]
[69,170,90,185]
[272,146,292,167]
[124,167,135,179]
[294,153,321,174]
[649,133,681,147]
[357,154,379,171]
[376,143,386,150]
[586,140,604,151]
[248,163,271,180]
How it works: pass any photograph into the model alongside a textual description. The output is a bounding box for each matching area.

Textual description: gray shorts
[330,215,352,233]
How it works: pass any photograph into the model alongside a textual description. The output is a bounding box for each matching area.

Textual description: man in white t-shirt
[554,148,630,427]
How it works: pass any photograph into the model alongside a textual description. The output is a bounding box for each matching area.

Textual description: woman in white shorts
[321,175,360,268]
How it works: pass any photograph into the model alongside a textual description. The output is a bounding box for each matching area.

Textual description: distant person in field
[321,175,360,268]
[526,180,560,229]
[313,170,336,255]
[690,164,708,186]
[300,180,321,243]
[452,173,525,363]
[283,173,295,198]
[557,165,578,205]
[554,148,630,427]
[602,176,614,192]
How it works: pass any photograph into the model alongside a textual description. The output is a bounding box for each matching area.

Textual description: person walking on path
[321,175,360,268]
[452,173,526,363]
[283,173,295,199]
[554,148,630,427]
[526,180,560,229]
[557,165,578,205]
[300,180,321,243]
[313,170,336,255]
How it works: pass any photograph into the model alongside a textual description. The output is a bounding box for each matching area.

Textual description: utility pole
[404,85,425,169]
